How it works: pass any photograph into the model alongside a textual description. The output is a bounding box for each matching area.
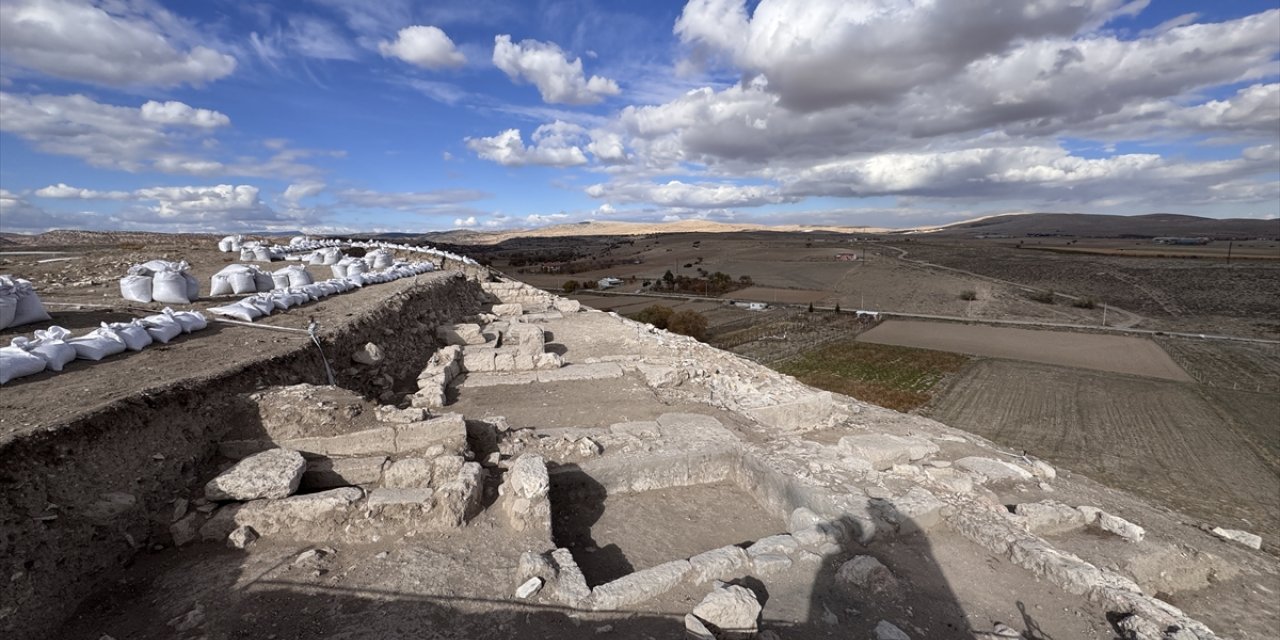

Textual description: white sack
[69,327,127,361]
[120,275,153,303]
[140,314,183,343]
[152,270,191,304]
[0,346,46,384]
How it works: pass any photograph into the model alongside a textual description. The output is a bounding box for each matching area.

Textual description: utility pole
[1102,303,1107,327]
[1227,240,1233,266]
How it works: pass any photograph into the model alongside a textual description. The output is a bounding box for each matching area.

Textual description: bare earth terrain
[858,319,1193,381]
[0,228,1276,640]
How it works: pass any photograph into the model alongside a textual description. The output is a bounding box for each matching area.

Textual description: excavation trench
[0,270,488,640]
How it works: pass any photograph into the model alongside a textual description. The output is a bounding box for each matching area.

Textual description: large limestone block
[692,584,761,636]
[590,560,691,610]
[395,413,467,455]
[235,487,363,536]
[270,427,397,458]
[302,456,386,490]
[206,449,306,501]
[1014,501,1087,534]
[463,349,496,372]
[491,303,523,316]
[688,545,750,583]
[553,298,581,313]
[383,458,434,488]
[746,391,840,431]
[839,434,940,471]
[437,323,486,346]
[550,548,591,607]
[502,454,551,534]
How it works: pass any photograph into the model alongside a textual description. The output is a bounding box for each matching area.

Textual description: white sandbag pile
[239,241,286,263]
[208,261,436,323]
[270,265,315,289]
[0,276,52,330]
[218,235,244,252]
[0,309,208,385]
[307,247,344,266]
[364,249,396,270]
[210,265,275,297]
[120,260,200,304]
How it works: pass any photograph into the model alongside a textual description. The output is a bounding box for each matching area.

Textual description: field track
[858,319,1192,381]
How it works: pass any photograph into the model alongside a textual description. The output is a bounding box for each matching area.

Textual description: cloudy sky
[0,0,1277,233]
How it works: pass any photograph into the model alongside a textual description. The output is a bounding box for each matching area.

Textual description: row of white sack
[208,262,436,323]
[0,309,208,384]
[208,264,316,297]
[345,240,477,265]
[0,276,52,331]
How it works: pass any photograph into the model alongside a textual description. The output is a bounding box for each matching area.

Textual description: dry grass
[775,340,971,412]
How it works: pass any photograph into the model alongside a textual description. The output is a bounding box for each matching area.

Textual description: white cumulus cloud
[466,122,589,167]
[492,35,620,105]
[379,25,466,69]
[0,0,236,87]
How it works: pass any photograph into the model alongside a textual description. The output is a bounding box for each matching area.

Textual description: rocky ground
[1,244,1276,640]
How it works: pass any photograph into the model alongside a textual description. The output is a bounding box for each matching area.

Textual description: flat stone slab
[206,449,306,501]
[839,434,939,470]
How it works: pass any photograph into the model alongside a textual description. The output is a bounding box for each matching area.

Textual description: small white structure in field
[597,277,624,289]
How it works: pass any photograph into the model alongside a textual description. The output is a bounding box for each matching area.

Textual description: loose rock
[691,583,762,636]
[205,449,306,502]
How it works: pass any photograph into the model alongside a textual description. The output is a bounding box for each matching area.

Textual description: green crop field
[774,339,971,412]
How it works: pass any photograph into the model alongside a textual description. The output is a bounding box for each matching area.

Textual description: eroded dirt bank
[0,270,487,639]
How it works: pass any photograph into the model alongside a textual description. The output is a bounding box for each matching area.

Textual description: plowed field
[928,359,1280,550]
[858,320,1192,381]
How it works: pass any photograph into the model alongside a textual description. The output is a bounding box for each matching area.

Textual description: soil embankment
[0,269,487,639]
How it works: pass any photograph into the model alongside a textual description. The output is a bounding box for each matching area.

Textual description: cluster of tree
[631,304,708,341]
[652,270,752,296]
[562,279,597,292]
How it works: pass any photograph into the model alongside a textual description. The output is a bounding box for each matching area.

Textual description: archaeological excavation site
[0,244,1276,640]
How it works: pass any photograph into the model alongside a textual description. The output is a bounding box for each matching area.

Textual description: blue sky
[1,0,1277,233]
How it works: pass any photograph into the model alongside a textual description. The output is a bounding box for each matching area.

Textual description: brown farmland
[928,359,1280,551]
[857,320,1193,381]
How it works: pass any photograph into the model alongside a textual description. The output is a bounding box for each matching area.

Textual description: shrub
[959,290,977,301]
[1072,298,1097,309]
[807,302,814,313]
[633,304,674,329]
[834,303,842,313]
[562,280,579,293]
[666,310,708,340]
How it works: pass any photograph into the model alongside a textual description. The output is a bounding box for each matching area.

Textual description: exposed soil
[927,359,1280,552]
[552,482,781,586]
[858,319,1193,381]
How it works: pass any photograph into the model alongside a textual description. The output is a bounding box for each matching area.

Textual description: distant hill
[378,219,891,245]
[930,213,1279,239]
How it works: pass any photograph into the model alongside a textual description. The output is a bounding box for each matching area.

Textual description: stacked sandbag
[210,265,275,296]
[365,249,396,270]
[206,262,436,322]
[271,265,314,289]
[0,276,52,329]
[218,235,244,252]
[308,247,344,266]
[120,260,199,304]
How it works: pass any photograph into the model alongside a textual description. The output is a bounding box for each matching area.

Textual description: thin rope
[307,318,337,386]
